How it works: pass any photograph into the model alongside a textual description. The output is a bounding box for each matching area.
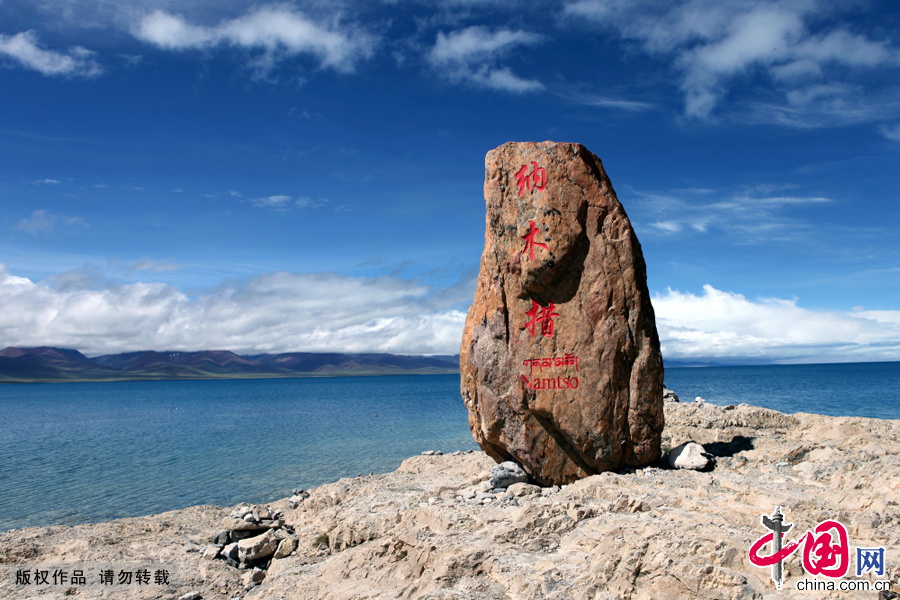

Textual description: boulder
[237,529,278,563]
[460,141,664,486]
[273,536,297,559]
[489,461,528,489]
[667,442,712,470]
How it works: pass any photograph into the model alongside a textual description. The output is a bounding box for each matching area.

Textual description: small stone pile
[287,488,310,509]
[202,502,300,587]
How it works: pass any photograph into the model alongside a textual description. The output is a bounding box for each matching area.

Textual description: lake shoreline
[2,400,897,599]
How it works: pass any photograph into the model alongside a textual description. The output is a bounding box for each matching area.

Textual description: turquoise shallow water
[0,375,478,531]
[1,362,898,531]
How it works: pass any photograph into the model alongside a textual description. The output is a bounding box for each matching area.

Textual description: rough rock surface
[3,401,898,600]
[460,141,664,485]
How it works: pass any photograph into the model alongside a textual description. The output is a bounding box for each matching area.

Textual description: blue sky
[1,0,898,363]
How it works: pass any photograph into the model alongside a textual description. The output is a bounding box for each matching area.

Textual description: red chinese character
[749,519,850,578]
[531,162,546,191]
[749,532,802,567]
[801,520,849,577]
[524,300,559,337]
[515,162,547,196]
[520,220,548,261]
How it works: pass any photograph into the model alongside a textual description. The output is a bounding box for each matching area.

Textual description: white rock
[667,442,712,470]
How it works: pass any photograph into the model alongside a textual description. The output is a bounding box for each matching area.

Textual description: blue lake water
[1,362,898,531]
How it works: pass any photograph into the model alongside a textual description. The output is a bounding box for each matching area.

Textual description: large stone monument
[459,141,664,486]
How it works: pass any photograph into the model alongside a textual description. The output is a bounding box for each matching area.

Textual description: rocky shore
[2,401,898,599]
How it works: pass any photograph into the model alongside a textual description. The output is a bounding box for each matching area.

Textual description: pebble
[178,593,202,600]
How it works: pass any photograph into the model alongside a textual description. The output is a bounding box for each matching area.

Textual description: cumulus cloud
[3,263,896,364]
[133,6,376,76]
[653,284,900,363]
[16,210,87,236]
[428,26,544,92]
[564,0,900,121]
[0,265,468,356]
[0,30,102,77]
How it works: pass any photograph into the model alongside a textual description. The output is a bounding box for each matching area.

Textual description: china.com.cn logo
[749,506,890,592]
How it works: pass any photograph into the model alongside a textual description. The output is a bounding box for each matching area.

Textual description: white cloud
[3,263,895,364]
[133,6,376,75]
[129,259,179,273]
[16,209,87,236]
[0,30,102,77]
[628,188,832,241]
[250,194,293,208]
[136,10,214,49]
[563,0,900,121]
[652,221,682,233]
[654,284,900,363]
[881,122,900,142]
[0,265,468,356]
[570,94,655,112]
[429,26,544,93]
[248,195,325,209]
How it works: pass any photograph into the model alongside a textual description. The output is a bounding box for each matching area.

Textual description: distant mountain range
[0,346,460,383]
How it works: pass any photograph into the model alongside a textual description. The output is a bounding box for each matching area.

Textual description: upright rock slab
[460,141,664,486]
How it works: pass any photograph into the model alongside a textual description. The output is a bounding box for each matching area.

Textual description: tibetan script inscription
[523,354,579,372]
